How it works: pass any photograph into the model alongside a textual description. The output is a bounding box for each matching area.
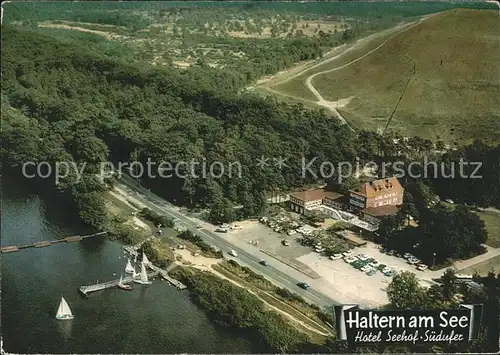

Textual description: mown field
[308,9,500,143]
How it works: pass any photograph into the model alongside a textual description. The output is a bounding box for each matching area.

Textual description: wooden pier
[79,270,160,296]
[78,263,186,295]
[122,236,154,257]
[150,263,187,290]
[78,237,187,296]
[1,232,107,253]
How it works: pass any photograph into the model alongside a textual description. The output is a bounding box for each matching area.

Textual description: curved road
[117,175,338,310]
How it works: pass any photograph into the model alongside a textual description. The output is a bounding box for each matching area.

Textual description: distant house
[289,176,404,225]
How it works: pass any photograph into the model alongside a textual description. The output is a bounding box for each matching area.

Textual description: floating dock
[1,232,106,253]
[149,263,187,290]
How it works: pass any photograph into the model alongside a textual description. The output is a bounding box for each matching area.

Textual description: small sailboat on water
[134,262,152,285]
[142,251,151,266]
[125,258,135,274]
[56,296,74,320]
[117,273,133,291]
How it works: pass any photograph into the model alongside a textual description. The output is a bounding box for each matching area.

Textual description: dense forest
[5,1,496,26]
[2,26,499,231]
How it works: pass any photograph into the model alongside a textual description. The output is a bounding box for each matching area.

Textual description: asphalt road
[116,175,337,310]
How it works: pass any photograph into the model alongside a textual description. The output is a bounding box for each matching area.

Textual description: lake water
[1,174,260,354]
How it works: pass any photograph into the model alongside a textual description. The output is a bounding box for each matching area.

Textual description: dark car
[297,282,310,290]
[259,260,268,266]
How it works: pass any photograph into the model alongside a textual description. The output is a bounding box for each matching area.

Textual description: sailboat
[117,273,133,291]
[125,258,135,274]
[142,251,150,267]
[134,262,152,285]
[55,296,74,320]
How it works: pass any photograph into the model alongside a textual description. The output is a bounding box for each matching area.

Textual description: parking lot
[228,220,319,273]
[228,219,440,307]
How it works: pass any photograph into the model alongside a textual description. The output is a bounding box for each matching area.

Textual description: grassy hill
[269,9,499,143]
[311,9,500,143]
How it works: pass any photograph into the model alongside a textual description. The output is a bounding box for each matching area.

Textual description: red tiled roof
[350,177,403,198]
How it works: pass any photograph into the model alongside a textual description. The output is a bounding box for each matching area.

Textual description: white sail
[142,252,150,266]
[140,262,148,282]
[119,273,123,286]
[132,266,139,279]
[125,259,134,274]
[56,296,74,320]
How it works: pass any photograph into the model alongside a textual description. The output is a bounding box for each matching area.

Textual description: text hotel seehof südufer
[334,304,483,347]
[20,155,486,184]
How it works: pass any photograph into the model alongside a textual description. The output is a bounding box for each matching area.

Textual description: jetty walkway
[1,232,108,253]
[79,238,187,295]
[122,236,154,257]
[79,270,160,296]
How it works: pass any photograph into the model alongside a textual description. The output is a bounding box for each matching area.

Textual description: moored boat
[124,258,134,274]
[134,262,152,285]
[117,273,133,291]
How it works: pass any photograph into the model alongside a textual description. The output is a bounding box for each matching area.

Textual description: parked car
[329,254,342,260]
[384,270,394,277]
[297,282,311,290]
[387,250,396,256]
[369,261,379,268]
[287,230,297,236]
[382,267,392,274]
[367,269,377,276]
[259,260,268,266]
[215,228,228,233]
[282,240,290,246]
[403,253,413,259]
[343,250,353,257]
[344,256,357,263]
[220,224,230,229]
[228,249,238,257]
[417,264,428,271]
[358,254,369,261]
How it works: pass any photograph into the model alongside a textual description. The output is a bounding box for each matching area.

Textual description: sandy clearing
[131,216,149,230]
[174,248,221,269]
[38,23,125,40]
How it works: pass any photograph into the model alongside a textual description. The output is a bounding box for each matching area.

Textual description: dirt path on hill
[258,15,436,128]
